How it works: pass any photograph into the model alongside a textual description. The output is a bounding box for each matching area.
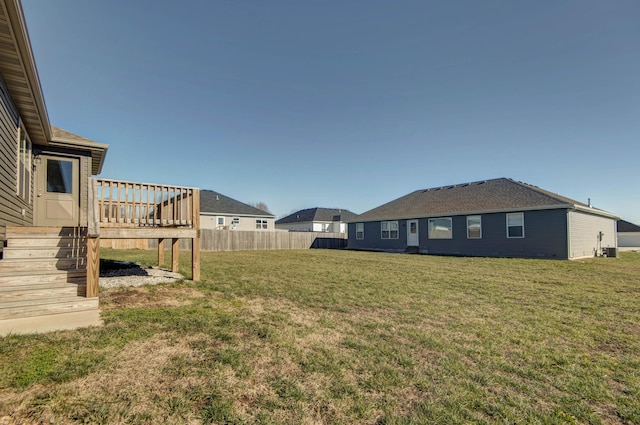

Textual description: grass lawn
[1,249,639,424]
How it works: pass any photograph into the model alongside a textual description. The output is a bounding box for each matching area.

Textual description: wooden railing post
[86,236,100,298]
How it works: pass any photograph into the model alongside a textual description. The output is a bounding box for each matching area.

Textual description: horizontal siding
[568,211,617,258]
[618,232,640,247]
[349,209,570,259]
[0,75,31,227]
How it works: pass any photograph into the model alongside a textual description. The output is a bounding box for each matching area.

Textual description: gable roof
[617,220,640,233]
[200,190,274,218]
[353,178,618,222]
[50,126,109,175]
[276,207,359,224]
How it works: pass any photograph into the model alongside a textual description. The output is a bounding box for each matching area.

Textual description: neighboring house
[200,190,275,231]
[276,208,358,233]
[617,220,640,247]
[348,178,619,260]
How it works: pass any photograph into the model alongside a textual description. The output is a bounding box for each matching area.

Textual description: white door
[35,155,79,226]
[407,220,419,246]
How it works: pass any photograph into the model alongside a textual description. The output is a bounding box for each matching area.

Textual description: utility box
[603,247,618,258]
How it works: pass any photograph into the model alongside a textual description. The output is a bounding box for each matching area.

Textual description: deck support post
[86,237,100,298]
[158,238,165,267]
[172,238,179,272]
[192,232,200,281]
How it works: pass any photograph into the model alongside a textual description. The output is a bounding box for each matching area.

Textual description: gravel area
[100,263,184,288]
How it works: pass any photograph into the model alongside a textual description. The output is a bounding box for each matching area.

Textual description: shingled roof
[200,190,274,217]
[617,220,640,233]
[353,178,617,222]
[276,207,358,224]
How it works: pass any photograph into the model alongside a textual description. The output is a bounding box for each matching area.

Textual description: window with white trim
[16,124,32,202]
[217,217,225,226]
[467,215,482,239]
[381,221,399,239]
[256,219,268,229]
[355,223,364,239]
[428,217,453,239]
[507,212,524,238]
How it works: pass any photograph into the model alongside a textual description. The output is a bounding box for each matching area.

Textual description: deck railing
[94,178,199,228]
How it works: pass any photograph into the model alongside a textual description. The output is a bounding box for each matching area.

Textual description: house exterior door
[407,219,419,246]
[35,155,79,226]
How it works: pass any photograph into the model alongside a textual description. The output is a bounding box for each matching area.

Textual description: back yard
[1,249,639,424]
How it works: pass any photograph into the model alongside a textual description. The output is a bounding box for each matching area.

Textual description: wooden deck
[0,178,200,335]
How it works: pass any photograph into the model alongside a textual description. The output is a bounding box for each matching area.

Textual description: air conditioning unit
[603,247,618,258]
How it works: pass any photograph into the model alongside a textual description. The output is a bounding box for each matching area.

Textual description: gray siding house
[348,178,618,260]
[200,190,275,231]
[276,208,358,233]
[617,220,640,247]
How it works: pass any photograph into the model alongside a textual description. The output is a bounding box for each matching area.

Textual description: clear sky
[22,0,640,223]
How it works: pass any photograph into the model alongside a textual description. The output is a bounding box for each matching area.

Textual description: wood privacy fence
[100,230,348,251]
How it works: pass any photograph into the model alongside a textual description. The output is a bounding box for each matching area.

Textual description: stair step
[0,283,85,302]
[2,246,87,260]
[5,226,88,238]
[0,268,86,281]
[6,237,87,248]
[0,257,87,272]
[0,296,98,320]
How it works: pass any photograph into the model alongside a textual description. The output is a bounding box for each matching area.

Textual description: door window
[46,159,73,193]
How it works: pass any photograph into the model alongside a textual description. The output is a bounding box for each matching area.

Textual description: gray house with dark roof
[200,190,275,231]
[348,178,619,259]
[276,208,358,233]
[617,220,640,247]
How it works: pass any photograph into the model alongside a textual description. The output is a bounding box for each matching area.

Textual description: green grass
[1,249,639,424]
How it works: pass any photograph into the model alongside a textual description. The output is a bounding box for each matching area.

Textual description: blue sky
[22,0,640,222]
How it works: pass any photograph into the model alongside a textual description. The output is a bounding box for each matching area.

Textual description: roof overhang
[0,0,50,144]
[349,204,620,223]
[50,126,109,175]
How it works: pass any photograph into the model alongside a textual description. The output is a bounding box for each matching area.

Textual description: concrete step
[0,283,84,302]
[0,296,99,320]
[2,246,87,260]
[0,257,87,273]
[0,309,102,336]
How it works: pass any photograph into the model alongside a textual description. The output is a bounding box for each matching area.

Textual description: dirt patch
[100,286,204,310]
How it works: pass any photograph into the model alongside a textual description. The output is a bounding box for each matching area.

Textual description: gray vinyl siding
[349,209,570,259]
[0,75,32,227]
[419,210,568,259]
[568,210,617,259]
[348,220,408,252]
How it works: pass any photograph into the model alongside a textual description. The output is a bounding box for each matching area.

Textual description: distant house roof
[276,207,359,224]
[618,220,640,233]
[200,190,274,217]
[352,178,618,222]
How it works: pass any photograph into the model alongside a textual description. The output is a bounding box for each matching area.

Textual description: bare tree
[250,201,270,213]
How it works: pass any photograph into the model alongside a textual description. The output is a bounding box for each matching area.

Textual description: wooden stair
[0,227,99,329]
